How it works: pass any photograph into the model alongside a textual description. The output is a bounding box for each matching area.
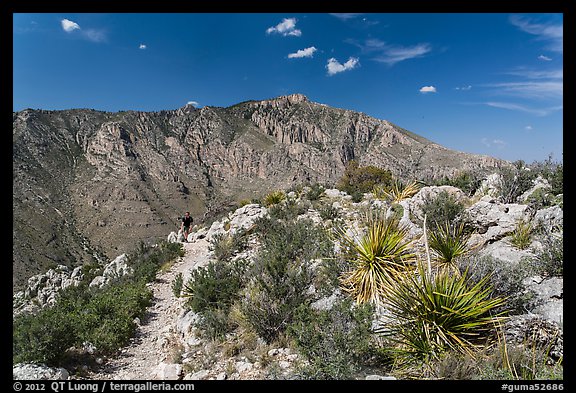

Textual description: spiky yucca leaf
[428,221,472,273]
[385,180,421,203]
[263,190,286,207]
[509,219,533,250]
[337,213,417,304]
[377,263,507,364]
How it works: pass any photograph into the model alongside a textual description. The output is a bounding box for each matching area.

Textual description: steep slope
[12,94,507,292]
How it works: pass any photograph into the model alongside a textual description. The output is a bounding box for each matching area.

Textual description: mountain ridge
[12,93,507,292]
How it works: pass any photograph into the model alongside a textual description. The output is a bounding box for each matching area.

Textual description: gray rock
[534,205,563,231]
[477,240,534,266]
[365,375,397,380]
[504,315,563,362]
[466,197,529,244]
[155,362,183,380]
[13,364,69,380]
[523,276,563,325]
[187,369,210,380]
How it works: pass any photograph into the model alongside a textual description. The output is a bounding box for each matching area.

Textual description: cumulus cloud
[266,18,301,37]
[60,18,106,42]
[326,57,359,76]
[61,18,80,33]
[288,46,317,58]
[419,86,437,93]
[139,44,147,50]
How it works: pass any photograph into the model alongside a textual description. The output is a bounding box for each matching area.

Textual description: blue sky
[13,13,563,163]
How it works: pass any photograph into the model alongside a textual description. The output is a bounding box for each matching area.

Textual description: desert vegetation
[13,157,563,380]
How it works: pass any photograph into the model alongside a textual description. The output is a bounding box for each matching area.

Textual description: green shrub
[288,299,375,379]
[128,241,184,282]
[529,155,563,196]
[337,160,393,197]
[266,197,309,222]
[172,272,183,298]
[526,187,554,210]
[13,281,152,366]
[209,230,248,262]
[318,203,340,221]
[13,304,78,365]
[306,183,325,201]
[388,203,404,221]
[497,160,537,204]
[437,171,484,196]
[458,255,536,315]
[14,240,182,366]
[534,226,563,277]
[181,258,248,339]
[241,218,333,343]
[420,190,466,231]
[182,259,247,314]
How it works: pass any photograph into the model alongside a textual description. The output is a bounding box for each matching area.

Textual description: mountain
[12,93,506,292]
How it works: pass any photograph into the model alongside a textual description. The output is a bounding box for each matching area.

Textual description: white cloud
[139,44,147,50]
[83,29,106,43]
[455,85,472,91]
[538,55,552,61]
[266,18,301,37]
[60,18,106,42]
[186,101,199,107]
[509,15,563,53]
[486,81,562,100]
[330,13,364,20]
[374,42,432,65]
[485,101,563,116]
[288,46,317,59]
[419,86,437,93]
[326,57,359,76]
[61,18,80,33]
[525,125,533,130]
[481,138,507,149]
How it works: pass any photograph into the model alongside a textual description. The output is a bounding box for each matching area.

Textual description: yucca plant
[509,219,533,250]
[263,190,286,207]
[384,179,421,203]
[377,262,507,365]
[371,184,389,200]
[428,221,472,274]
[337,213,417,304]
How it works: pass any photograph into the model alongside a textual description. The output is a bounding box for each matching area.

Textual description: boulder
[465,196,530,244]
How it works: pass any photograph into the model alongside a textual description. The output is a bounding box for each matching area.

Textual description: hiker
[181,211,193,242]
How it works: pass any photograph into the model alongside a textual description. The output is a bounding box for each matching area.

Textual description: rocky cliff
[12,94,507,292]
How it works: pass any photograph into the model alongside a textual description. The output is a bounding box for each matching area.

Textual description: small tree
[337,160,393,197]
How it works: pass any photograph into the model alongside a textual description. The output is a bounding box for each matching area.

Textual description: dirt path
[86,239,210,380]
